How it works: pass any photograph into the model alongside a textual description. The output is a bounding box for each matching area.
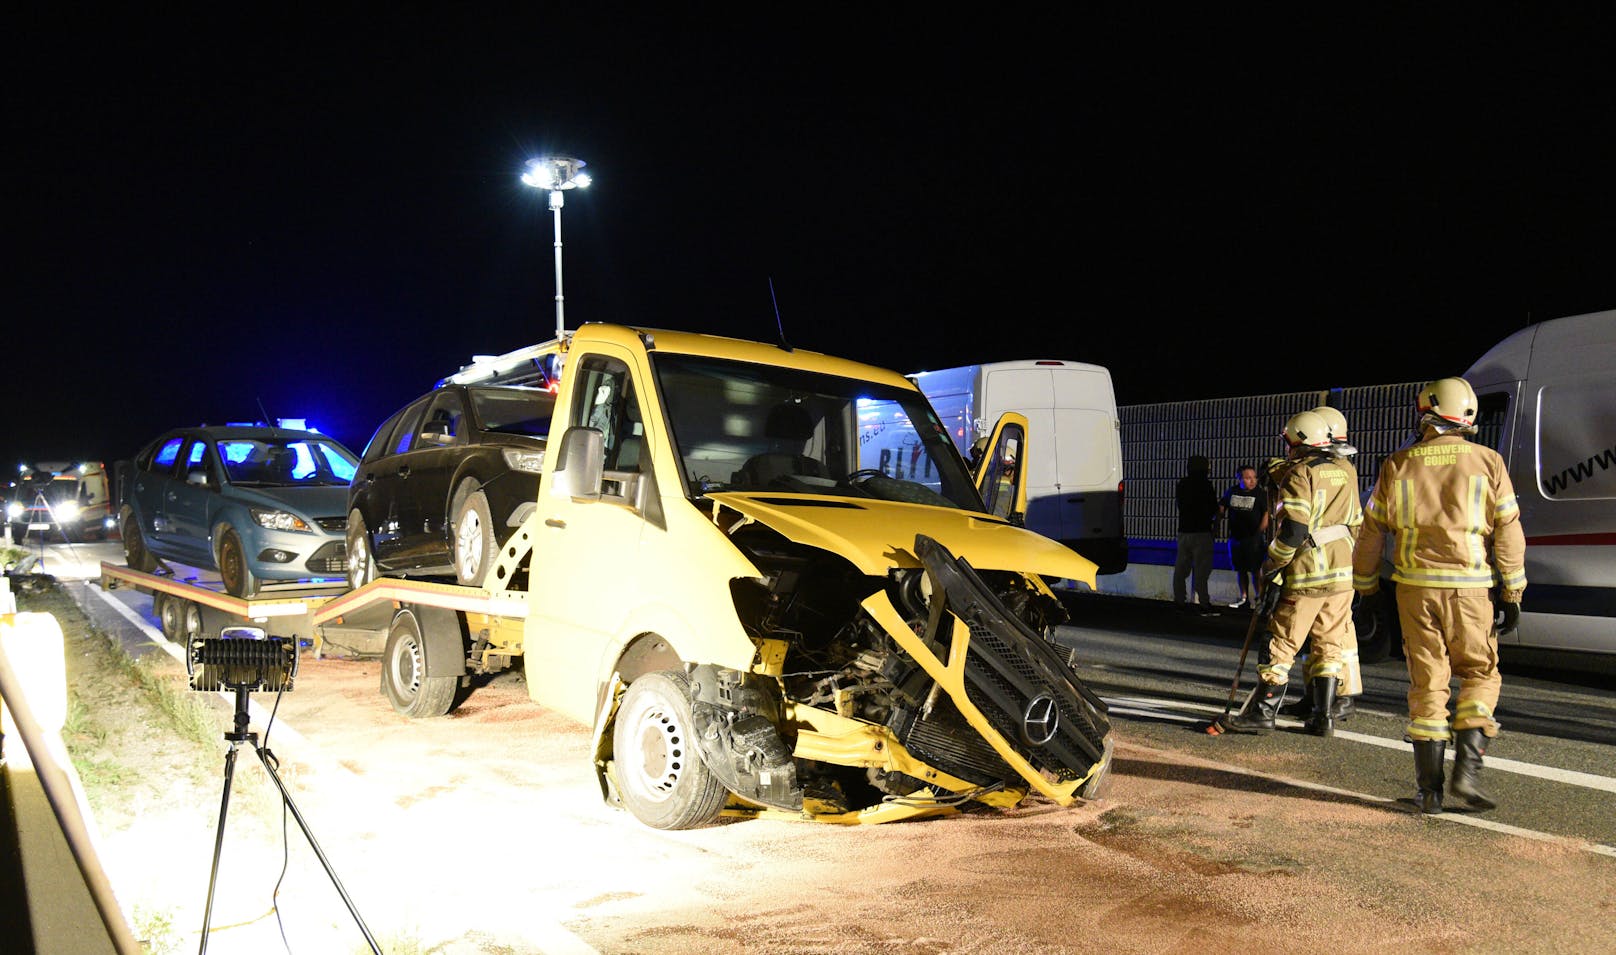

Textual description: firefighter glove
[1497,600,1521,635]
[1257,574,1284,618]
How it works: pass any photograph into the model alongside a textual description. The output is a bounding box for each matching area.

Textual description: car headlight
[250,507,312,532]
[502,448,545,474]
[5,501,23,521]
[56,501,81,521]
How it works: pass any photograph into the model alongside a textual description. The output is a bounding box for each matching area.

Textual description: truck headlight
[250,507,311,532]
[502,448,545,474]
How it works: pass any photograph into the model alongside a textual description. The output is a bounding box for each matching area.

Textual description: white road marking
[1104,694,1616,794]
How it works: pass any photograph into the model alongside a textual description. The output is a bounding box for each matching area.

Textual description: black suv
[346,383,554,588]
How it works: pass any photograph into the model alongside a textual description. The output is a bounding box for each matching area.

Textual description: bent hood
[707,492,1098,585]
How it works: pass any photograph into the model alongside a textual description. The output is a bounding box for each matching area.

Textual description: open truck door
[974,412,1030,526]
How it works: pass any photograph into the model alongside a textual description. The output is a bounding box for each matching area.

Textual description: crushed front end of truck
[687,521,1113,825]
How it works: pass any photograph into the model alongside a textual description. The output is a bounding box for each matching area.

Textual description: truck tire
[158,593,185,642]
[217,530,260,599]
[612,670,728,830]
[124,516,157,573]
[452,487,495,587]
[381,610,457,718]
[181,600,205,644]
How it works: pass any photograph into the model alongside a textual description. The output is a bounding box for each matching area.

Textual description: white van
[909,360,1127,575]
[1461,309,1616,655]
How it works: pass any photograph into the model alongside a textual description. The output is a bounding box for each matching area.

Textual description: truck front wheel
[381,611,457,718]
[612,670,728,830]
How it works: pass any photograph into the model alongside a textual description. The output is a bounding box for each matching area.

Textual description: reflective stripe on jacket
[1266,451,1362,594]
[1352,432,1527,596]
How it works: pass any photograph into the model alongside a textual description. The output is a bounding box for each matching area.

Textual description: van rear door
[981,363,1122,554]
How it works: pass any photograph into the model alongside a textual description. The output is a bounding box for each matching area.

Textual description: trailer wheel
[181,600,205,643]
[612,670,728,830]
[346,510,377,591]
[124,516,157,573]
[381,611,457,718]
[157,593,185,642]
[452,488,495,587]
[217,530,260,599]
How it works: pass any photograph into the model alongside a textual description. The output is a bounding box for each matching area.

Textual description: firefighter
[1278,405,1363,723]
[1221,409,1362,736]
[1353,377,1525,814]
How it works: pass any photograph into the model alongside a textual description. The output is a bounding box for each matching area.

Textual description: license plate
[28,523,50,531]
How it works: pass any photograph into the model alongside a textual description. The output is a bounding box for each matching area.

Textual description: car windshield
[217,438,359,487]
[652,353,985,510]
[471,387,555,437]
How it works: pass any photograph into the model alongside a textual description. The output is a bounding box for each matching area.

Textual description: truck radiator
[889,698,1015,787]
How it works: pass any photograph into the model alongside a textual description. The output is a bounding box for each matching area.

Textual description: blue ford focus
[121,424,360,597]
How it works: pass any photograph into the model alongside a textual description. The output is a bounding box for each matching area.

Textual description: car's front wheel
[217,529,259,599]
[452,488,496,587]
[612,670,728,830]
[346,510,377,591]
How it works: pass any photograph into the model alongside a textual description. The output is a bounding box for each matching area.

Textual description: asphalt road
[1053,590,1616,848]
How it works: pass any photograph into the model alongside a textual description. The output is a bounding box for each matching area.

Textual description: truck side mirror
[550,426,604,500]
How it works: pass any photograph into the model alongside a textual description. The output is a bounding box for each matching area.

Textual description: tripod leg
[256,746,383,955]
[199,744,241,955]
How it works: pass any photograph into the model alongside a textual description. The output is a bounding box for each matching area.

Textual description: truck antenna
[769,277,793,352]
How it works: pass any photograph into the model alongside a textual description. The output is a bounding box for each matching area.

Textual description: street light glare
[521,156,589,191]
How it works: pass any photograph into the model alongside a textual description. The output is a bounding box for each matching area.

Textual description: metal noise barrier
[187,637,299,693]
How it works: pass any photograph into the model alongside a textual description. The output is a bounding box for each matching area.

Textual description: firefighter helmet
[1311,405,1348,443]
[1282,410,1332,449]
[1417,377,1478,429]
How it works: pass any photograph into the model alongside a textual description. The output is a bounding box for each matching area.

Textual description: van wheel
[346,510,377,591]
[124,517,157,573]
[452,489,495,587]
[613,670,728,830]
[217,530,259,599]
[1353,587,1400,664]
[381,611,456,718]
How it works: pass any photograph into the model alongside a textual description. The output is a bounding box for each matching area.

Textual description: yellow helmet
[1282,410,1332,449]
[1417,377,1478,428]
[1311,405,1348,442]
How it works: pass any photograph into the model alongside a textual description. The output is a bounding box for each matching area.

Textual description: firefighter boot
[1278,694,1313,719]
[1303,677,1337,737]
[1221,681,1285,734]
[1449,728,1498,812]
[1332,694,1355,721]
[1413,739,1446,814]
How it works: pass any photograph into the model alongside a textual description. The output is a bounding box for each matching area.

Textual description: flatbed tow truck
[98,516,541,720]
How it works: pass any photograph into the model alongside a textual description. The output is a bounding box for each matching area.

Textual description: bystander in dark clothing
[1173,455,1219,613]
[1220,465,1269,608]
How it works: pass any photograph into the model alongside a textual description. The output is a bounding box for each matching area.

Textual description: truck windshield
[652,353,985,510]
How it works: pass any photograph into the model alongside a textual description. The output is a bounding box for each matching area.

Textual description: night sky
[7,9,1614,473]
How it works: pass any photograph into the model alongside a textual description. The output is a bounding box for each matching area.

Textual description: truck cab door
[975,412,1030,526]
[524,344,660,724]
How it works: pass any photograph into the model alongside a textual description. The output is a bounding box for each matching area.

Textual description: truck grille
[910,535,1111,784]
